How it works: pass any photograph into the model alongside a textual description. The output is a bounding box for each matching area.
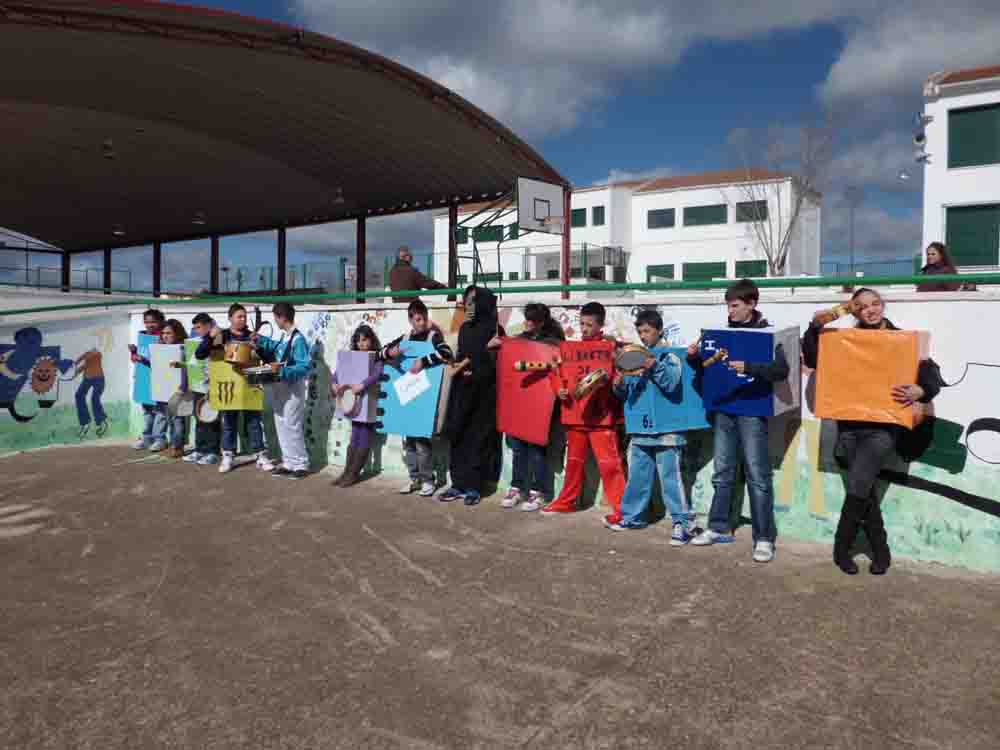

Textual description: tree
[725,121,833,276]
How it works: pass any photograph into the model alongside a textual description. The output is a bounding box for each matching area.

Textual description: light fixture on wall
[332,187,345,205]
[111,224,125,237]
[192,211,207,225]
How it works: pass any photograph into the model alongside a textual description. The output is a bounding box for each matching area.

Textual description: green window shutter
[736,201,768,222]
[456,274,468,285]
[546,269,560,279]
[683,261,727,281]
[480,272,501,283]
[945,204,1000,266]
[949,104,1000,168]
[592,206,606,226]
[508,223,519,240]
[571,208,587,228]
[646,264,675,282]
[472,225,503,243]
[455,227,469,244]
[508,272,519,281]
[647,208,675,229]
[735,260,767,278]
[683,204,728,226]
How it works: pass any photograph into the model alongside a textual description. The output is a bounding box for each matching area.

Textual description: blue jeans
[221,411,264,454]
[168,415,189,449]
[508,436,552,499]
[707,412,776,543]
[195,419,221,455]
[76,377,106,427]
[620,443,688,527]
[141,403,167,445]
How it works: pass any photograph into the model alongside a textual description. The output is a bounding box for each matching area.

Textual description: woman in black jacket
[802,288,942,575]
[916,242,960,292]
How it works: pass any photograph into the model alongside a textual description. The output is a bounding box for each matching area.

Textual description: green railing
[1,272,998,318]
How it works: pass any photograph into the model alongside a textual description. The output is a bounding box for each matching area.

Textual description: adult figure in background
[917,242,960,292]
[389,245,447,303]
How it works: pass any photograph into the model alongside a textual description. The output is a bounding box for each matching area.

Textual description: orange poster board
[814,329,930,429]
[557,339,621,428]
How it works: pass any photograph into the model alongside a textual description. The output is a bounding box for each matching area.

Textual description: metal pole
[448,204,458,301]
[103,248,112,295]
[849,202,855,275]
[356,217,366,304]
[24,250,29,285]
[60,253,71,292]
[277,228,287,293]
[210,237,220,294]
[561,188,571,300]
[152,241,162,297]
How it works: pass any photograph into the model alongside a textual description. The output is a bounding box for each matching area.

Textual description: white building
[922,65,1000,268]
[432,169,820,289]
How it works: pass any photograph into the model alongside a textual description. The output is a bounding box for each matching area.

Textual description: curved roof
[0,1,566,253]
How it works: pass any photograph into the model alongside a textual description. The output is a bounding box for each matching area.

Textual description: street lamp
[844,186,865,274]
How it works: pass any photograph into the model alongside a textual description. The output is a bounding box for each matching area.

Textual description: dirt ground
[1,445,998,750]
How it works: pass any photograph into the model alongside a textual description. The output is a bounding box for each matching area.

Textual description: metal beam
[60,253,71,292]
[152,241,162,297]
[103,249,112,295]
[447,204,458,302]
[356,217,366,304]
[210,236,220,294]
[560,189,571,300]
[277,228,287,292]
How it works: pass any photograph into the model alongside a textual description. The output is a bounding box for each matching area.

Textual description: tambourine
[167,391,198,418]
[195,397,219,424]
[224,341,255,366]
[574,368,609,399]
[244,364,280,386]
[813,299,861,327]
[615,344,653,376]
[702,348,729,367]
[337,389,361,418]
[514,359,561,372]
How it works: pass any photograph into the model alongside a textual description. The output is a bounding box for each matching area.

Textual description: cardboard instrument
[149,343,184,403]
[208,359,264,411]
[376,340,446,438]
[334,351,379,423]
[497,337,560,446]
[557,339,621,428]
[622,347,710,435]
[131,333,158,406]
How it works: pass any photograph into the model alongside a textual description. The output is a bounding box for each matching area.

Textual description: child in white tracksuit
[252,302,312,479]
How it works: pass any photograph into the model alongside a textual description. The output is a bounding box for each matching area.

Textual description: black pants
[834,423,895,566]
[447,379,498,493]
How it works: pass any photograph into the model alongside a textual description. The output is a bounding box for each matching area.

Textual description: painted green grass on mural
[0,400,132,454]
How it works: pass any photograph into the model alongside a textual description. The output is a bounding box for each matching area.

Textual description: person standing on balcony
[389,246,447,303]
[917,242,961,292]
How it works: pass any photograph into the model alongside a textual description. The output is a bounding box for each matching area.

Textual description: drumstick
[702,348,729,367]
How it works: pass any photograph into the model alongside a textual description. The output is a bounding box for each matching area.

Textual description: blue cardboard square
[623,347,709,434]
[132,333,157,406]
[698,327,800,417]
[376,340,445,438]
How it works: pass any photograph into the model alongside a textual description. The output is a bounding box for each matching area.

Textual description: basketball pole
[560,187,571,300]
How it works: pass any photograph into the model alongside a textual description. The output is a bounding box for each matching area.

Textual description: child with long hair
[330,324,383,487]
[159,318,189,459]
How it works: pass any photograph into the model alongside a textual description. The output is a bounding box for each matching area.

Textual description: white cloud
[826,131,923,194]
[822,202,922,263]
[594,166,675,185]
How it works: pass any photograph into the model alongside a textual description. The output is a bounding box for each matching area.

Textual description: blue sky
[12,0,1000,291]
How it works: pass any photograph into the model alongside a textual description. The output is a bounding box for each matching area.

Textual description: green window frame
[735,260,767,278]
[736,200,768,223]
[683,204,728,227]
[456,274,468,285]
[455,227,469,244]
[508,272,519,281]
[647,208,675,229]
[945,204,1000,266]
[570,208,587,228]
[592,205,606,226]
[472,225,503,243]
[949,103,1000,169]
[646,264,675,282]
[546,269,560,280]
[682,261,727,282]
[508,223,519,240]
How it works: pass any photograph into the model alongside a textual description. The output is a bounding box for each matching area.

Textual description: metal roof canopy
[0,1,566,254]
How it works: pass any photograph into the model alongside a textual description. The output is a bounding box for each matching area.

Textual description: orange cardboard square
[814,329,930,429]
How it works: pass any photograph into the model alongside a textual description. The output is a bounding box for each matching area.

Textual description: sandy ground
[1,445,998,750]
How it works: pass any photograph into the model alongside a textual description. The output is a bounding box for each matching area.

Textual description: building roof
[932,64,1000,86]
[0,1,565,253]
[633,169,788,194]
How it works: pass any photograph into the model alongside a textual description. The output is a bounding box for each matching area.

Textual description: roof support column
[447,204,458,302]
[210,237,220,294]
[356,217,366,304]
[103,249,112,295]
[152,242,162,297]
[277,228,287,293]
[561,188,571,300]
[61,253,71,293]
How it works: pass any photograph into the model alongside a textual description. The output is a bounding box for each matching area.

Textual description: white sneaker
[418,482,436,497]
[132,437,148,450]
[183,451,202,464]
[399,480,420,494]
[218,452,235,474]
[520,491,544,512]
[753,541,775,563]
[690,529,736,546]
[148,440,167,452]
[256,453,277,472]
[500,488,523,509]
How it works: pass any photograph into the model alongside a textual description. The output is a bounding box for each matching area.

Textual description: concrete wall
[2,290,998,573]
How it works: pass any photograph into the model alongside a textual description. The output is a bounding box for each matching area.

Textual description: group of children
[132,278,935,576]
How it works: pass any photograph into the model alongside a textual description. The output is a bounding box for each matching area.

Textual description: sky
[9,0,1000,291]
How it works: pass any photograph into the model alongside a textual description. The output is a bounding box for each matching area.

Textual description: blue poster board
[132,333,157,406]
[376,340,445,438]
[698,327,800,417]
[623,347,709,434]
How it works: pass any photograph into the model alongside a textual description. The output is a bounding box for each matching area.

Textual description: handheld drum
[614,344,653,376]
[337,389,361,419]
[244,364,281,386]
[224,341,255,366]
[574,368,609,399]
[195,397,219,424]
[167,391,198,418]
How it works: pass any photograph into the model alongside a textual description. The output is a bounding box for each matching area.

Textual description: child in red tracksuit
[542,301,626,525]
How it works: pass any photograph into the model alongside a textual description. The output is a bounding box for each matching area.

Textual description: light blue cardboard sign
[376,340,445,438]
[622,346,709,435]
[132,333,157,406]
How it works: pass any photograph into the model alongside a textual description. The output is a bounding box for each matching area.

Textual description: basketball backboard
[517,177,565,235]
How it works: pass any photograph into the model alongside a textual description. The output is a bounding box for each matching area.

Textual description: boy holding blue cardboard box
[688,279,789,563]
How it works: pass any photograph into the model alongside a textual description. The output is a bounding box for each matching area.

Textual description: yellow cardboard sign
[208,360,264,411]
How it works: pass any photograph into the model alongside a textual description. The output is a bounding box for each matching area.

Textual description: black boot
[833,494,865,575]
[332,445,355,486]
[340,445,369,488]
[864,497,892,575]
